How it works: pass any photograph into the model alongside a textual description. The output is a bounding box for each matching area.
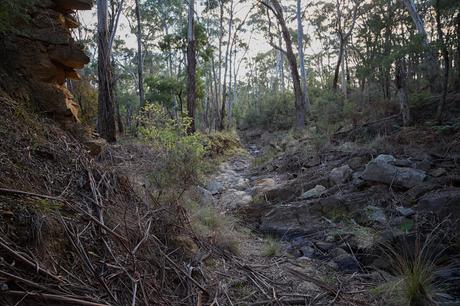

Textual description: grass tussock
[377,220,459,306]
[262,236,282,257]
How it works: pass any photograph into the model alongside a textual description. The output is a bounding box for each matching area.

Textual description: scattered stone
[351,172,366,188]
[220,189,252,209]
[254,178,276,188]
[430,168,447,177]
[396,206,415,217]
[300,245,315,258]
[329,165,353,185]
[348,156,367,170]
[207,180,223,195]
[417,189,460,223]
[195,186,216,206]
[315,241,335,252]
[362,155,426,189]
[332,254,360,272]
[364,205,387,224]
[301,185,326,199]
[405,183,439,200]
[374,154,396,164]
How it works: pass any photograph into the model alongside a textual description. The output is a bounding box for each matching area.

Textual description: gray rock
[375,154,396,164]
[195,186,216,206]
[300,245,315,258]
[259,203,316,236]
[301,185,326,199]
[220,189,253,209]
[430,168,447,177]
[362,156,426,189]
[367,205,387,223]
[207,180,223,195]
[417,189,460,219]
[396,206,415,217]
[332,254,360,272]
[329,165,353,185]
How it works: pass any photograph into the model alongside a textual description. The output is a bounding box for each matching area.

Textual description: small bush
[263,236,281,257]
[138,104,207,202]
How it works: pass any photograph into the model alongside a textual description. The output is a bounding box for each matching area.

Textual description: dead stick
[0,237,61,282]
[4,291,108,306]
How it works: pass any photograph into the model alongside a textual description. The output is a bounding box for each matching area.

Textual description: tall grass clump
[378,220,459,305]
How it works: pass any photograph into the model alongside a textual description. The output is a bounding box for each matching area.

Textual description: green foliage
[235,91,296,130]
[138,104,207,198]
[263,236,282,257]
[379,225,457,305]
[72,76,98,127]
[145,75,184,110]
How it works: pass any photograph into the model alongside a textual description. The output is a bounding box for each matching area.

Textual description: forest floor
[202,142,376,305]
[200,125,460,305]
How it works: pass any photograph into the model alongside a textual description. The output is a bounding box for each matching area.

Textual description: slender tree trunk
[456,12,460,89]
[134,0,145,109]
[186,0,197,133]
[333,42,344,91]
[97,0,116,142]
[435,1,449,124]
[220,0,234,130]
[395,59,411,126]
[402,0,439,92]
[297,0,310,113]
[217,2,224,128]
[270,0,305,128]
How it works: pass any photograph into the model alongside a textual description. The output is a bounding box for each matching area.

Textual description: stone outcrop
[1,0,92,128]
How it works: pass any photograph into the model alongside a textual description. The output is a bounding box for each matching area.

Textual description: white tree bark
[296,0,310,113]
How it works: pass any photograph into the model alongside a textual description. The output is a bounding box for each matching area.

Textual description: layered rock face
[2,0,92,128]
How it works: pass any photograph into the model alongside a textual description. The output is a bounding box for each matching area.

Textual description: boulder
[417,189,460,222]
[259,203,318,236]
[195,186,216,206]
[301,185,326,200]
[220,189,252,209]
[331,254,360,272]
[375,154,396,163]
[362,154,426,189]
[329,165,353,185]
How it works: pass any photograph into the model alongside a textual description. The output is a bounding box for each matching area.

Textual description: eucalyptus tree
[97,0,116,142]
[260,0,306,128]
[186,0,197,133]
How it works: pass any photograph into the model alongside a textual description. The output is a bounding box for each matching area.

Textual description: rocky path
[203,145,373,305]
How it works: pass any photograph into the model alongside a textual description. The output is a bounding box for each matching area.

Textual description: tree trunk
[435,1,449,124]
[332,42,344,91]
[97,0,116,143]
[402,0,439,92]
[296,0,310,113]
[134,0,145,109]
[270,0,305,128]
[220,0,234,130]
[395,59,411,126]
[456,12,460,89]
[186,0,196,133]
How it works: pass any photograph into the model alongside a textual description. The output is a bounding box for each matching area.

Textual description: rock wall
[1,0,92,128]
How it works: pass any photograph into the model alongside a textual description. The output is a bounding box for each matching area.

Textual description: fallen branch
[3,291,107,306]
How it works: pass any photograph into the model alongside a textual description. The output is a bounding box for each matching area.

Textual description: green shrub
[138,104,207,201]
[236,91,295,130]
